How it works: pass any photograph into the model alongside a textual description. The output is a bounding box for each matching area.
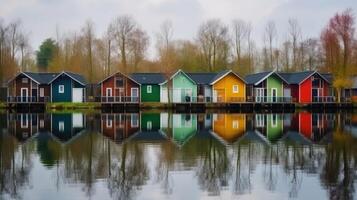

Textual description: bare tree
[82,20,95,83]
[128,28,149,71]
[246,22,254,73]
[231,19,247,68]
[263,21,277,69]
[197,19,229,72]
[288,19,302,71]
[156,20,175,72]
[110,15,137,73]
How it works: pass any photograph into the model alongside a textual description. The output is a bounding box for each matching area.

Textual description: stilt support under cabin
[7,103,46,113]
[304,102,354,112]
[101,103,140,113]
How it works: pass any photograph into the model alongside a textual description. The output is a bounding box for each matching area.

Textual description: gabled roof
[187,72,218,85]
[236,130,270,146]
[320,73,333,83]
[281,131,312,145]
[8,72,59,84]
[48,71,86,86]
[159,69,196,85]
[98,71,140,85]
[245,70,288,85]
[130,73,166,84]
[130,131,168,141]
[279,71,330,84]
[210,69,247,85]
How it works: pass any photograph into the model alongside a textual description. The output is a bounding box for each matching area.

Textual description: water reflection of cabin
[291,112,334,142]
[7,113,51,142]
[160,113,197,147]
[211,114,246,144]
[50,113,86,143]
[101,113,140,143]
[254,114,284,142]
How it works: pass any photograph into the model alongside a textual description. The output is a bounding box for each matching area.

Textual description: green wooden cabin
[245,71,290,103]
[160,69,198,103]
[130,73,165,102]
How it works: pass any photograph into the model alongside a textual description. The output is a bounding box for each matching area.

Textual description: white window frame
[147,121,152,130]
[106,119,112,128]
[147,85,152,93]
[40,119,44,128]
[22,78,28,83]
[59,85,64,94]
[59,121,65,132]
[40,88,45,97]
[21,114,28,128]
[233,85,239,93]
[106,88,113,97]
[131,114,139,127]
[232,120,239,129]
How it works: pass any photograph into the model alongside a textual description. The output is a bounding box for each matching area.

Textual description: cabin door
[72,88,83,103]
[271,88,277,102]
[255,88,264,102]
[131,88,139,102]
[21,88,28,102]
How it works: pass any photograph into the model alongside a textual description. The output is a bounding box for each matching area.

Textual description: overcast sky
[0,0,356,56]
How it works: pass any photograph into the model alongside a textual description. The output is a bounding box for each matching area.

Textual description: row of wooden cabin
[6,69,355,104]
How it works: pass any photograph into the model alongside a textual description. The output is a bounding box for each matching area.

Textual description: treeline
[0,9,357,88]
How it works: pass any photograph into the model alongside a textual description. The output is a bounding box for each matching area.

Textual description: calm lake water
[0,111,356,200]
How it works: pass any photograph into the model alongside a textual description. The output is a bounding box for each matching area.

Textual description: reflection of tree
[107,142,149,200]
[195,138,231,195]
[262,145,278,191]
[155,141,175,195]
[320,128,356,200]
[0,133,34,199]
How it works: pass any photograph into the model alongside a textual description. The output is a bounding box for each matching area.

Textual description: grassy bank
[0,102,6,108]
[46,102,101,112]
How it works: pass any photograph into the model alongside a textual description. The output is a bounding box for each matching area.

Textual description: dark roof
[131,131,167,141]
[130,73,166,84]
[23,72,59,84]
[187,72,218,84]
[64,71,86,85]
[281,131,312,145]
[238,130,270,145]
[244,71,273,85]
[320,73,333,83]
[278,71,315,84]
[210,69,230,84]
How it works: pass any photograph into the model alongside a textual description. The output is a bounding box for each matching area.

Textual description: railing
[98,96,140,103]
[312,96,336,103]
[7,96,50,103]
[247,96,292,103]
[196,96,212,103]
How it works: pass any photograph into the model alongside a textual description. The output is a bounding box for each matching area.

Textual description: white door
[72,88,83,102]
[21,88,28,102]
[72,113,84,128]
[213,90,218,102]
[173,89,181,103]
[161,88,168,103]
[106,88,112,96]
[131,88,139,102]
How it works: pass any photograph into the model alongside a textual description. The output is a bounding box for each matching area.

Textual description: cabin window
[131,114,139,127]
[232,120,239,129]
[22,78,28,83]
[147,85,152,93]
[116,78,124,88]
[40,88,45,97]
[59,85,64,93]
[233,85,239,93]
[21,114,28,128]
[59,121,64,132]
[40,119,44,128]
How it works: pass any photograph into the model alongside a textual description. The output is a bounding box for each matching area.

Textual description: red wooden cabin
[98,72,141,103]
[101,113,140,143]
[279,71,332,103]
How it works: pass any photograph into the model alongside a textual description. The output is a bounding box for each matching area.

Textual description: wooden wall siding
[213,73,246,102]
[51,75,73,102]
[14,74,38,97]
[101,73,140,98]
[101,114,139,143]
[300,78,312,103]
[213,114,246,143]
